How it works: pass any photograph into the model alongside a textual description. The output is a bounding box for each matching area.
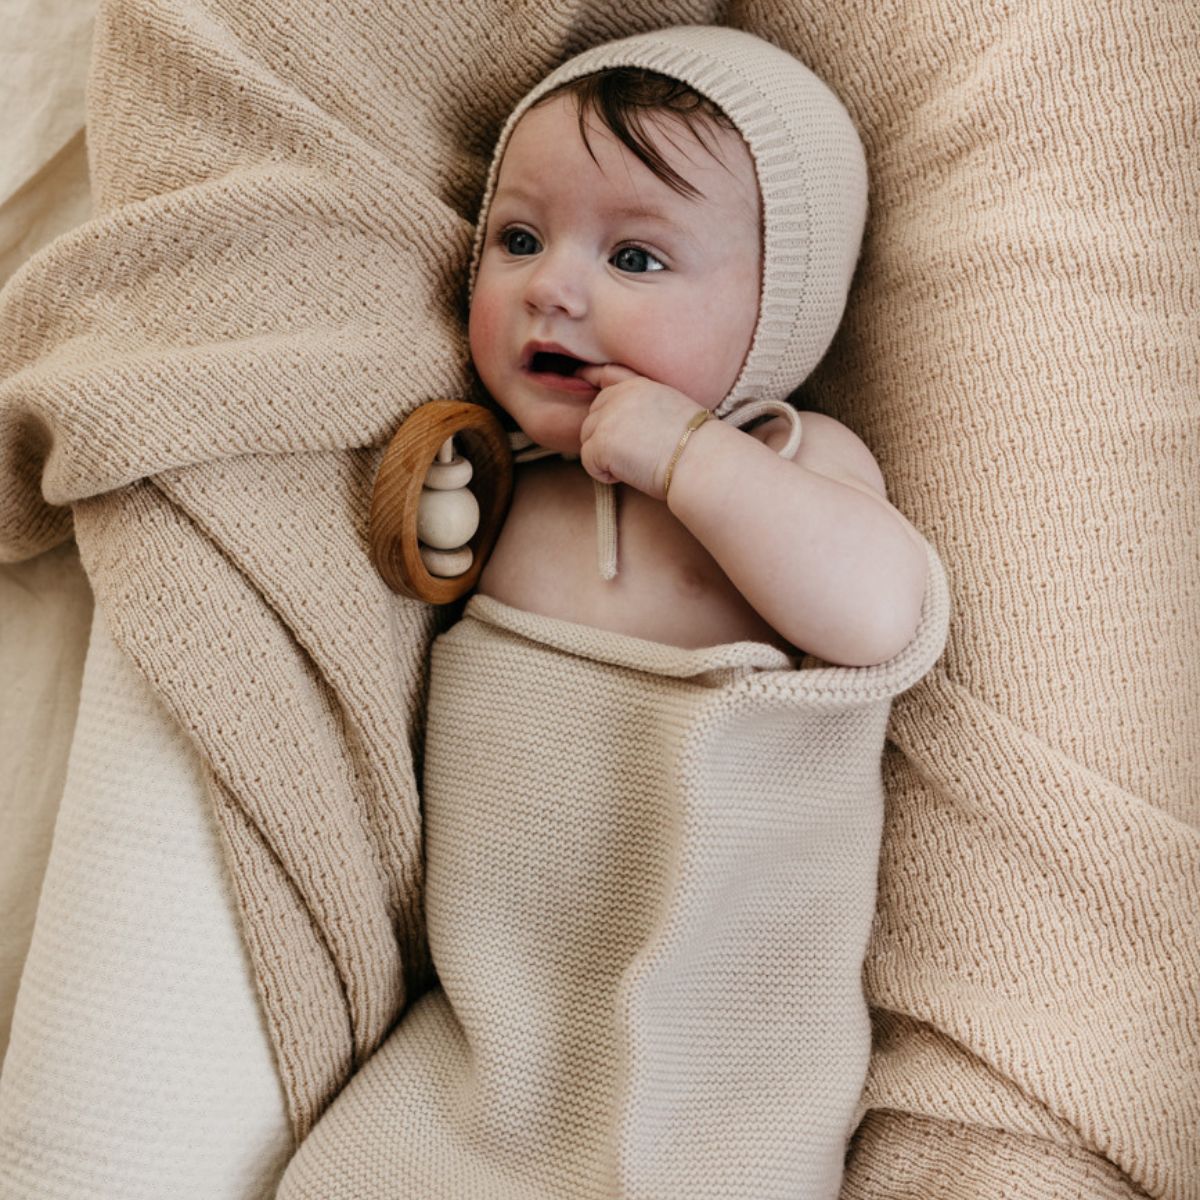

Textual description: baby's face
[470,93,761,456]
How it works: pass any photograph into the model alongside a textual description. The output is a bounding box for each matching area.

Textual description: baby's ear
[787,411,887,497]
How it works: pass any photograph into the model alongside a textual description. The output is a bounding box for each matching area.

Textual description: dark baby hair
[535,68,737,201]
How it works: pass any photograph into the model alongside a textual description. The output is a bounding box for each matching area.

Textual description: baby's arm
[577,365,927,666]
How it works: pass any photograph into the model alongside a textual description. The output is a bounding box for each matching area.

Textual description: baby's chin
[521,432,583,459]
[507,412,584,457]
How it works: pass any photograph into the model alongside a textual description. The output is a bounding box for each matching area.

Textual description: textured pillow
[735,4,1198,1194]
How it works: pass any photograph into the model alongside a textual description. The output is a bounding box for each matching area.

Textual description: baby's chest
[476,462,791,652]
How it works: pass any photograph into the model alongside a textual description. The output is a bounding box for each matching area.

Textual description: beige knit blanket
[0,1,1196,1196]
[278,552,948,1198]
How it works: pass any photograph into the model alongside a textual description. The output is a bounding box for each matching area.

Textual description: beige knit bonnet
[468,25,869,578]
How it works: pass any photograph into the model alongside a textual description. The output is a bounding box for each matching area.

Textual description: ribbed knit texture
[0,1,1196,1196]
[278,541,949,1198]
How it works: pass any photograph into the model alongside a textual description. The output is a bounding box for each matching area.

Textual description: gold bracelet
[662,408,713,502]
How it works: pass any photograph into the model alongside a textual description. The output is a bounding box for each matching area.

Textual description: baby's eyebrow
[490,185,539,206]
[490,186,695,243]
[598,203,703,252]
[604,204,693,238]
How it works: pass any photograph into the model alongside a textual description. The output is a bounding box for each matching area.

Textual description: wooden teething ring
[369,400,513,604]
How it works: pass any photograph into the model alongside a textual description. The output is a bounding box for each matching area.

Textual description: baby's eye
[611,245,665,274]
[500,228,540,256]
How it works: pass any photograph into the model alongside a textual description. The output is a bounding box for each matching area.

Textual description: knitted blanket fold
[1,0,1196,1195]
[277,540,950,1199]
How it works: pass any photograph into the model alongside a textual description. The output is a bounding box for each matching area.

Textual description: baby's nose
[523,252,587,319]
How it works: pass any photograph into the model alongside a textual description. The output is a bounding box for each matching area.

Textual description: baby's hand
[575,364,709,501]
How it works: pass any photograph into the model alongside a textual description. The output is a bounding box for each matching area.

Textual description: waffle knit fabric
[0,1,1196,1197]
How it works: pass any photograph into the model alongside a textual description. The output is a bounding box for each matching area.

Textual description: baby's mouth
[526,350,589,377]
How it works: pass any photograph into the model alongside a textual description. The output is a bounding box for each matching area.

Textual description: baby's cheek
[466,297,492,356]
[675,298,755,406]
[613,306,686,385]
[619,291,730,406]
[467,296,503,378]
[641,332,721,406]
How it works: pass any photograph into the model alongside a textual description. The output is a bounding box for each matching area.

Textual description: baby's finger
[577,362,640,389]
[577,433,617,484]
[578,406,598,444]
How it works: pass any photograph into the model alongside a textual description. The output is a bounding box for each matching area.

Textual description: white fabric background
[0,610,291,1198]
[0,542,92,1058]
[0,0,101,1070]
[0,2,291,1194]
[0,0,93,288]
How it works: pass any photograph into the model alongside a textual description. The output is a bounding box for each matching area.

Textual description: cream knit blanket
[0,1,1196,1196]
[278,552,948,1198]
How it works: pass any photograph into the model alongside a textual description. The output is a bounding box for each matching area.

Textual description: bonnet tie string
[508,399,803,581]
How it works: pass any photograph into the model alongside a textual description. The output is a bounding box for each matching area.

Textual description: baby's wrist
[662,413,730,517]
[661,409,715,503]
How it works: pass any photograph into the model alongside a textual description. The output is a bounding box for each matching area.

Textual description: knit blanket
[0,1,1195,1196]
[277,553,948,1198]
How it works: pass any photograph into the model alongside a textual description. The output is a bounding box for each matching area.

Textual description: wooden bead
[419,543,474,577]
[424,454,474,490]
[417,486,479,549]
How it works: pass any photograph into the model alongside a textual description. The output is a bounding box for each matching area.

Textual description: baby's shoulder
[755,410,887,497]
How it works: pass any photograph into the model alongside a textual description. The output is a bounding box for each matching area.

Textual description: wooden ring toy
[369,400,513,603]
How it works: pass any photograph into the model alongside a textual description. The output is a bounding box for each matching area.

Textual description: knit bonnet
[468,25,869,576]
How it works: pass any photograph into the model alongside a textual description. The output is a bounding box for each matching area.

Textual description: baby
[466,42,928,663]
[285,27,947,1200]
